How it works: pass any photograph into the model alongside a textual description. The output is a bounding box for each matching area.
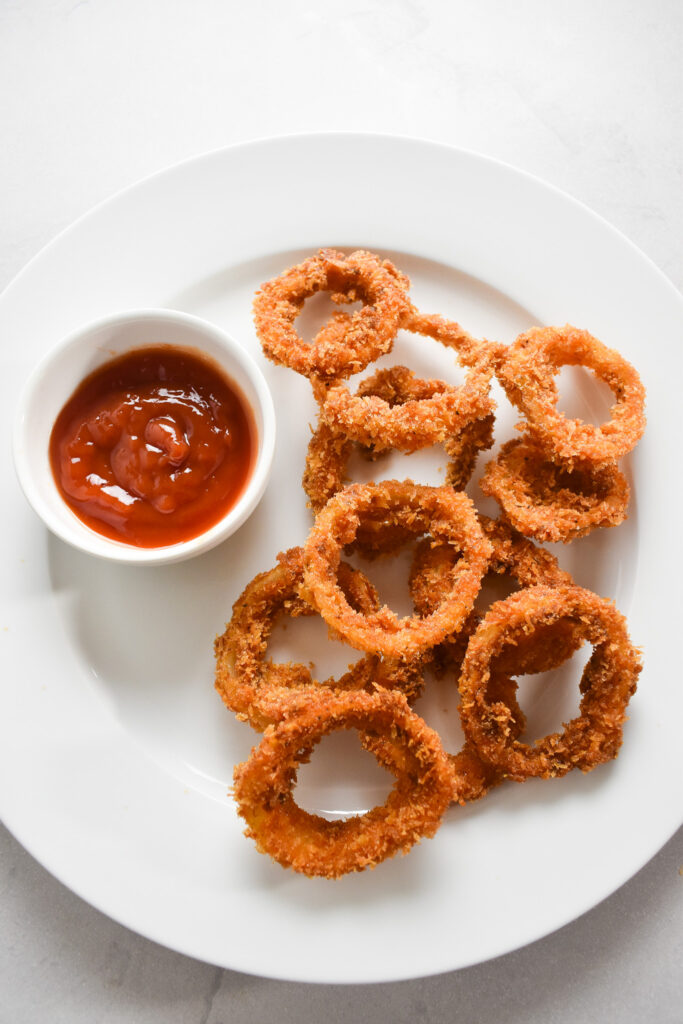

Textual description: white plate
[1,134,681,985]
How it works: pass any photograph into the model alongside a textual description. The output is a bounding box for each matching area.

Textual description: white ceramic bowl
[13,309,276,565]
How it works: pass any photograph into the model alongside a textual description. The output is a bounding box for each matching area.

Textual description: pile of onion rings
[482,325,644,543]
[213,250,645,879]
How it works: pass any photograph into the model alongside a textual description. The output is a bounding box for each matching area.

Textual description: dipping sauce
[49,346,256,547]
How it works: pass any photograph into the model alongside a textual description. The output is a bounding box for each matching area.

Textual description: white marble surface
[1,0,681,1019]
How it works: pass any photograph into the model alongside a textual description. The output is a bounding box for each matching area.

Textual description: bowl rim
[12,307,276,565]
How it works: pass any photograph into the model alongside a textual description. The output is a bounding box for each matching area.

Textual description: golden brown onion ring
[480,436,630,543]
[497,325,646,467]
[302,481,491,661]
[214,547,424,730]
[459,583,642,781]
[303,366,494,526]
[232,689,454,878]
[253,249,411,381]
[312,325,496,453]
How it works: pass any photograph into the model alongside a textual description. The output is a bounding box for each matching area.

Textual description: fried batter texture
[215,547,425,730]
[312,316,496,453]
[407,517,585,803]
[497,325,646,467]
[301,481,492,661]
[409,515,581,676]
[303,365,495,519]
[481,325,643,541]
[211,249,646,880]
[459,584,642,781]
[253,249,412,381]
[232,690,454,878]
[480,436,630,543]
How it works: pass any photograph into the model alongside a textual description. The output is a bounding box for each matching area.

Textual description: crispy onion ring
[252,249,412,381]
[410,515,579,676]
[232,689,454,878]
[497,325,646,466]
[408,518,581,802]
[458,583,642,781]
[303,366,494,525]
[302,419,416,556]
[359,713,521,807]
[480,436,630,543]
[362,668,525,806]
[312,321,496,453]
[214,547,424,730]
[302,481,492,661]
[223,251,647,879]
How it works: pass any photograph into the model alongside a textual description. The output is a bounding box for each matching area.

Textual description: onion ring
[253,249,412,381]
[303,366,494,531]
[232,689,454,878]
[497,325,646,466]
[214,547,424,730]
[301,417,418,557]
[410,515,579,675]
[458,583,641,781]
[362,669,525,806]
[302,481,492,660]
[312,323,496,453]
[480,436,630,543]
[408,518,581,802]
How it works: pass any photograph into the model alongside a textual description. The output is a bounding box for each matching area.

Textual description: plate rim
[3,130,682,311]
[1,131,681,984]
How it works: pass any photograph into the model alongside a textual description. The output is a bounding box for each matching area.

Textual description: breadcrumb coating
[253,249,412,380]
[480,435,630,543]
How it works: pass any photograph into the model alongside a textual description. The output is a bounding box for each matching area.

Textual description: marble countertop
[1,1,681,1020]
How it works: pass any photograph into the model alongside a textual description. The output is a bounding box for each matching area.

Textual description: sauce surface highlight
[50,346,256,547]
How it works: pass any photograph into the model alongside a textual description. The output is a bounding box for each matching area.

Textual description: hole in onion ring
[345,333,471,392]
[555,364,616,428]
[512,642,591,743]
[343,544,418,618]
[266,612,367,683]
[294,290,362,347]
[296,731,394,818]
[345,441,449,491]
[413,667,468,757]
[473,571,519,614]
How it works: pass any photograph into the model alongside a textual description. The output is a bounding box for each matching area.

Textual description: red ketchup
[49,346,256,548]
